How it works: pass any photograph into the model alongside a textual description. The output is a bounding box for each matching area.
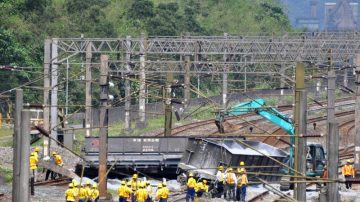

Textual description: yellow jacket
[55,154,63,166]
[187,177,196,188]
[195,182,208,193]
[160,187,169,199]
[135,188,148,202]
[78,187,87,199]
[342,164,355,177]
[65,188,76,202]
[118,185,127,197]
[156,188,163,200]
[29,156,38,170]
[33,152,39,160]
[85,186,92,198]
[125,186,132,198]
[91,188,99,200]
[131,180,141,191]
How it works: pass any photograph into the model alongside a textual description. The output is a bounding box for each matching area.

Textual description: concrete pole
[327,122,339,202]
[184,33,191,107]
[327,70,335,160]
[50,39,58,142]
[164,72,173,136]
[124,36,131,134]
[354,54,360,171]
[294,63,306,201]
[222,33,228,109]
[98,55,109,198]
[43,39,51,156]
[19,110,30,202]
[85,42,92,137]
[12,89,23,202]
[138,33,146,129]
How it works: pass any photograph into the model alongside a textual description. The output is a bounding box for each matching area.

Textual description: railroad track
[34,177,70,186]
[157,97,354,137]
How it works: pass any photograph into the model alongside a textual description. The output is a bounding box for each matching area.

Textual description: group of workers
[65,179,99,202]
[117,174,169,202]
[185,173,210,202]
[29,147,64,182]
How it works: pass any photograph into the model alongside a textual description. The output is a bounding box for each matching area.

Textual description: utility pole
[184,32,191,107]
[50,39,59,142]
[85,42,92,137]
[164,72,173,136]
[294,62,306,202]
[354,53,360,171]
[138,33,147,129]
[19,110,30,202]
[124,36,132,134]
[43,39,51,156]
[98,55,109,198]
[327,122,339,202]
[12,89,23,202]
[222,33,228,109]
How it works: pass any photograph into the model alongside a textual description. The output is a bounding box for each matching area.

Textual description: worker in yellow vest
[195,179,208,198]
[65,183,76,202]
[236,168,248,202]
[159,182,169,202]
[29,152,38,181]
[118,180,127,202]
[33,147,40,160]
[135,182,148,202]
[131,174,141,191]
[91,183,99,202]
[215,165,225,198]
[225,167,236,200]
[125,182,133,202]
[85,180,92,201]
[155,183,163,201]
[77,183,87,202]
[186,173,196,202]
[342,160,356,189]
[52,151,63,179]
[237,161,247,174]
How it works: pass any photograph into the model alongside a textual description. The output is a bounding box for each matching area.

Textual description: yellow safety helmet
[52,151,57,155]
[146,181,150,185]
[30,152,35,156]
[157,183,163,188]
[189,173,194,177]
[72,179,78,184]
[86,180,91,185]
[239,168,245,173]
[347,160,351,163]
[133,174,138,179]
[92,183,97,188]
[69,183,73,188]
[121,180,126,185]
[162,182,167,187]
[228,167,233,171]
[35,147,40,152]
[127,182,131,187]
[142,182,147,188]
[240,161,245,166]
[203,180,207,184]
[218,166,224,171]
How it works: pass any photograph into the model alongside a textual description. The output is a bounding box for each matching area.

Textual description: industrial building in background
[283,0,359,30]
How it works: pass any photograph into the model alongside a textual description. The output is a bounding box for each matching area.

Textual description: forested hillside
[0,0,290,104]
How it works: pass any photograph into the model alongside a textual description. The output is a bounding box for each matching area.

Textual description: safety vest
[125,186,132,198]
[156,188,163,200]
[187,177,196,188]
[33,152,39,160]
[118,185,127,197]
[160,187,169,199]
[65,188,75,202]
[29,156,38,170]
[131,180,140,191]
[91,188,99,200]
[79,188,87,199]
[72,187,79,199]
[342,164,355,176]
[135,188,148,202]
[237,174,248,186]
[226,172,235,184]
[85,186,92,198]
[55,155,63,166]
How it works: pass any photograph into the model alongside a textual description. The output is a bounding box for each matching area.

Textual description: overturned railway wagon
[80,137,287,180]
[178,138,288,182]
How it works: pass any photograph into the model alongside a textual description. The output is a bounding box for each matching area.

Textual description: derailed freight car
[177,138,288,182]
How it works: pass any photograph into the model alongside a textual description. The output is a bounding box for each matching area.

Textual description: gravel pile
[0,147,13,169]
